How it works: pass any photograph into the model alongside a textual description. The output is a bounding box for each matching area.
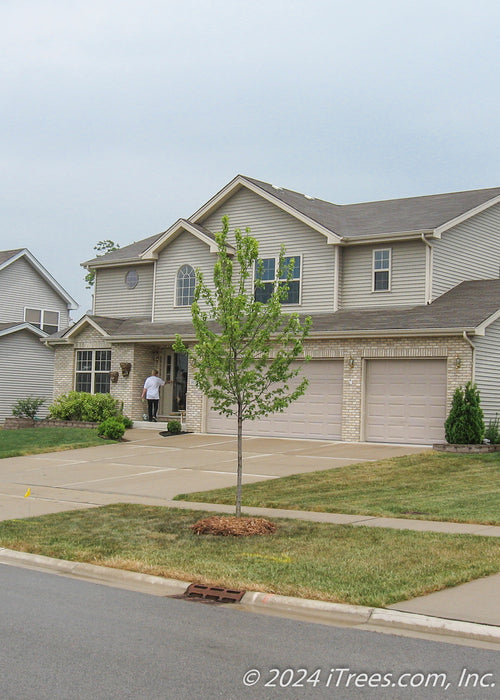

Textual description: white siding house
[0,249,78,423]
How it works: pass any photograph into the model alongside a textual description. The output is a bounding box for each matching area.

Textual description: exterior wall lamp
[347,356,355,368]
[455,356,462,368]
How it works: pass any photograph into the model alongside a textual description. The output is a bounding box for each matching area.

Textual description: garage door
[207,360,343,439]
[365,359,446,444]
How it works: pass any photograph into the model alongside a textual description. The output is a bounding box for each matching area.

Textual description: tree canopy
[174,216,311,515]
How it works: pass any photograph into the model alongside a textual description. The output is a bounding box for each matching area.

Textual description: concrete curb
[243,591,500,644]
[1,547,499,645]
[0,548,187,596]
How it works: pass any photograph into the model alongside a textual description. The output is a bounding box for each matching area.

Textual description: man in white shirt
[141,369,165,422]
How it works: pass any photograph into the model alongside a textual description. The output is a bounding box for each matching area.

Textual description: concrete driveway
[0,429,428,521]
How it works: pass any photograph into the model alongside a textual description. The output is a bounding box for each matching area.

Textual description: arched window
[176,265,196,306]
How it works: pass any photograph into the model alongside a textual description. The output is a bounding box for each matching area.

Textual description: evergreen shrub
[444,382,485,444]
[167,420,182,434]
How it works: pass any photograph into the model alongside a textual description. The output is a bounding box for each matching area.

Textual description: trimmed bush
[167,419,182,434]
[11,396,46,419]
[97,417,126,440]
[49,392,120,423]
[119,415,134,429]
[444,382,485,444]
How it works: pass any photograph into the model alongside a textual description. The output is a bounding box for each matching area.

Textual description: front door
[173,353,188,412]
[159,351,187,416]
[159,350,174,417]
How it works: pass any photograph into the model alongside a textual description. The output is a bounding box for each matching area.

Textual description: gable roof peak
[0,247,78,309]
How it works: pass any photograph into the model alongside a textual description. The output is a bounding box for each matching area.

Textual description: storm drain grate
[178,583,246,604]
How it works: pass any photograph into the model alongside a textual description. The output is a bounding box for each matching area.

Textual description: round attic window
[125,270,139,289]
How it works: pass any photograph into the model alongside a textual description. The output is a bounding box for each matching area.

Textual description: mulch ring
[190,515,277,537]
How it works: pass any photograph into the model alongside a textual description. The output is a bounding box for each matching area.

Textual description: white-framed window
[254,255,301,304]
[176,265,196,306]
[75,350,111,394]
[24,308,60,334]
[372,249,391,292]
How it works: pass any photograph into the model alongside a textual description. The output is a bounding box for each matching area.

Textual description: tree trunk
[236,406,243,517]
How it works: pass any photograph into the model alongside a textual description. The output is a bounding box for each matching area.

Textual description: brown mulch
[190,515,278,537]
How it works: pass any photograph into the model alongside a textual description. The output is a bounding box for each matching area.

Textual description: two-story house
[46,176,500,444]
[0,248,78,423]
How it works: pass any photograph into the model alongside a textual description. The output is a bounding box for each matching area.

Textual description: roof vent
[304,194,315,200]
[272,184,283,190]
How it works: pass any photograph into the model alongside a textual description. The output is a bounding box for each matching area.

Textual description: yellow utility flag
[24,488,31,498]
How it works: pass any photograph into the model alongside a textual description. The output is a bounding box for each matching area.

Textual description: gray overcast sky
[2,0,499,317]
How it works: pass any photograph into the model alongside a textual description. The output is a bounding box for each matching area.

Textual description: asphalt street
[1,565,498,700]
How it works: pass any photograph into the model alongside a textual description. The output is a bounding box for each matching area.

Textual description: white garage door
[207,360,343,439]
[365,359,447,444]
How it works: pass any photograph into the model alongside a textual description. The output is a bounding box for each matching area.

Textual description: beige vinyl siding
[432,203,500,300]
[94,265,154,318]
[474,318,500,422]
[201,187,336,313]
[0,330,54,423]
[153,232,215,322]
[340,240,426,309]
[0,257,70,328]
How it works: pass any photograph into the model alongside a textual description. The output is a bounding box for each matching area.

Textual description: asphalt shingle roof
[82,222,217,267]
[307,280,500,333]
[82,233,163,267]
[244,177,500,238]
[81,177,500,267]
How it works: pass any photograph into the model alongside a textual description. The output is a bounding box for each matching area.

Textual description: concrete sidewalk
[0,428,499,637]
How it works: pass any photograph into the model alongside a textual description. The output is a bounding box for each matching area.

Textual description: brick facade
[53,328,158,421]
[52,330,473,441]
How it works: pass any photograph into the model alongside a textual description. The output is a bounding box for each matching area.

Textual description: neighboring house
[46,176,500,444]
[0,249,78,423]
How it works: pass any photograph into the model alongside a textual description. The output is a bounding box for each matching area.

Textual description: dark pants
[147,399,159,421]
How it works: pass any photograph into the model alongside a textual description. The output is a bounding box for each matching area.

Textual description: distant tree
[84,240,120,288]
[174,216,311,516]
[444,382,485,444]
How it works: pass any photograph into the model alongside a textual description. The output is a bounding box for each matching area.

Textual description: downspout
[333,244,340,311]
[151,260,157,322]
[421,233,433,304]
[462,330,476,382]
[90,268,96,315]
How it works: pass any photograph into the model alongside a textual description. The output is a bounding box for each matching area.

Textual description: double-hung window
[254,256,301,304]
[373,249,391,292]
[75,350,111,393]
[25,308,60,334]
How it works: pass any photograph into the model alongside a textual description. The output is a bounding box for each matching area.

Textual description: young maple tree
[173,216,311,516]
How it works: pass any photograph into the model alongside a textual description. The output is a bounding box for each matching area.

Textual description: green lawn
[0,504,499,608]
[0,427,117,458]
[175,451,500,525]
